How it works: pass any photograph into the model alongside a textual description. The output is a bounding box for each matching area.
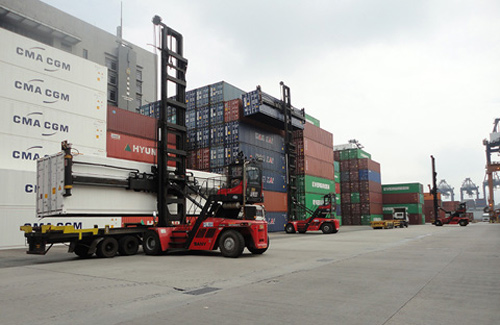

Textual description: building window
[105,56,118,72]
[136,94,142,109]
[83,49,88,59]
[108,72,117,86]
[108,88,117,105]
[136,68,143,81]
[136,80,142,94]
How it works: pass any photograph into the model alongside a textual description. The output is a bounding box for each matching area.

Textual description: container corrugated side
[0,28,107,92]
[107,106,158,140]
[305,114,320,127]
[382,183,423,194]
[382,193,421,204]
[382,203,423,215]
[0,61,106,120]
[260,190,287,212]
[209,81,245,103]
[295,137,334,163]
[229,121,285,153]
[296,175,335,195]
[294,123,333,148]
[358,169,381,183]
[358,158,381,173]
[297,156,334,179]
[262,169,287,192]
[224,142,285,173]
[1,96,106,150]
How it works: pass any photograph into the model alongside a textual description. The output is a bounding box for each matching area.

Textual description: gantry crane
[437,179,455,201]
[483,118,500,222]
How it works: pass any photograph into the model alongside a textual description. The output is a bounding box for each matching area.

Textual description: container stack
[293,122,336,222]
[382,183,425,225]
[334,147,383,225]
[0,28,120,248]
[423,192,442,223]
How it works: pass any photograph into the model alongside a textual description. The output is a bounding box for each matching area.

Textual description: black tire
[248,236,269,255]
[96,237,118,258]
[459,220,468,227]
[219,230,245,258]
[435,220,443,226]
[118,235,139,256]
[143,230,161,255]
[285,223,296,233]
[332,228,339,233]
[321,223,334,234]
[74,242,93,258]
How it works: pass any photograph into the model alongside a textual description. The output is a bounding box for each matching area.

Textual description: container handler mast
[20,16,269,258]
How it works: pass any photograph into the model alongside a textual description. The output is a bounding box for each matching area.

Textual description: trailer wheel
[96,237,118,258]
[118,236,139,256]
[435,220,443,226]
[74,243,93,258]
[219,230,245,258]
[247,236,269,255]
[143,230,161,255]
[321,223,334,234]
[285,223,295,233]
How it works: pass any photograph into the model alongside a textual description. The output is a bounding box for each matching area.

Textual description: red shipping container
[360,192,383,204]
[334,151,341,161]
[294,123,333,148]
[107,105,176,143]
[350,181,360,193]
[335,183,341,194]
[224,99,242,122]
[341,182,351,194]
[297,156,334,179]
[351,203,361,214]
[349,171,359,181]
[259,190,287,212]
[340,160,350,171]
[358,158,381,173]
[341,193,351,204]
[348,159,359,171]
[196,148,210,170]
[303,138,334,163]
[107,132,175,166]
[383,193,421,204]
[359,180,382,193]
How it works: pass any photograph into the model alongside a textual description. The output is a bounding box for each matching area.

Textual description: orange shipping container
[259,190,287,212]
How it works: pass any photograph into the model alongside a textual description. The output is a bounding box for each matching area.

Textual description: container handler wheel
[435,220,443,226]
[321,223,334,234]
[285,223,296,233]
[247,236,269,255]
[459,220,468,227]
[96,237,118,258]
[143,230,161,255]
[219,230,245,258]
[118,235,139,256]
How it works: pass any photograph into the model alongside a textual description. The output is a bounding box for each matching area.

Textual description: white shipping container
[0,28,107,92]
[0,168,36,206]
[0,133,105,172]
[0,96,106,150]
[0,61,106,120]
[0,205,121,249]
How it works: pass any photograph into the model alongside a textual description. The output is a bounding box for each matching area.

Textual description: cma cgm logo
[16,47,71,72]
[13,112,69,137]
[12,146,46,161]
[14,79,70,104]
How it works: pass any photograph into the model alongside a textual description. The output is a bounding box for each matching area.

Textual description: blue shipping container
[186,109,196,130]
[210,124,225,146]
[266,211,288,232]
[340,171,350,182]
[186,90,196,110]
[196,106,209,128]
[196,86,210,107]
[262,169,287,192]
[196,127,209,148]
[210,102,224,125]
[209,81,245,104]
[210,146,225,168]
[358,169,381,183]
[224,143,285,173]
[236,122,284,153]
[187,130,197,150]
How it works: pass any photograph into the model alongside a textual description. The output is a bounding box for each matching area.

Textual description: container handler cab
[20,16,269,258]
[285,193,340,234]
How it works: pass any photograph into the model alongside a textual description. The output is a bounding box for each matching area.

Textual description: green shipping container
[334,161,340,171]
[339,150,350,161]
[297,175,335,195]
[382,183,423,194]
[305,113,320,127]
[334,173,340,183]
[350,192,360,203]
[361,215,383,225]
[348,149,371,160]
[383,204,423,214]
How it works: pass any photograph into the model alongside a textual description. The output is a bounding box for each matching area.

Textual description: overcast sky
[43,0,500,202]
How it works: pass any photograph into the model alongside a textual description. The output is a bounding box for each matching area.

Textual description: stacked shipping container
[0,28,124,248]
[382,183,425,225]
[293,122,337,223]
[334,147,383,225]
